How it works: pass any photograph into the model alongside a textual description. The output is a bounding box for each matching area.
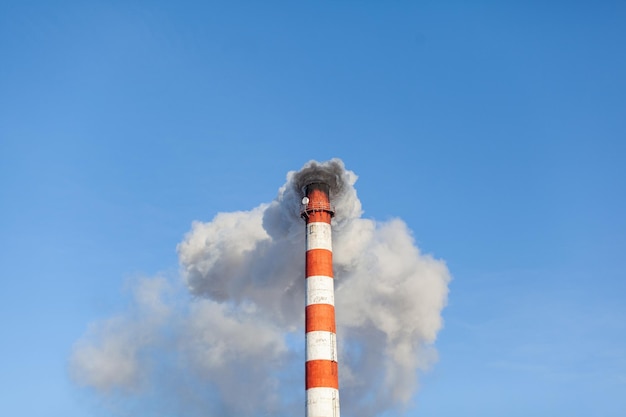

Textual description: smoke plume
[70,159,450,416]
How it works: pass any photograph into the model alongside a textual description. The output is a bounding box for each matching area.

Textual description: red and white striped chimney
[301,182,340,417]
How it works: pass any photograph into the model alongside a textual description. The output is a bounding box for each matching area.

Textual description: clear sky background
[1,1,625,416]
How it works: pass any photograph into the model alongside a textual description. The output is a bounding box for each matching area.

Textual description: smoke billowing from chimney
[70,159,451,417]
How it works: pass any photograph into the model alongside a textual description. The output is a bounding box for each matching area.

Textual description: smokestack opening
[303,182,330,198]
[301,182,334,219]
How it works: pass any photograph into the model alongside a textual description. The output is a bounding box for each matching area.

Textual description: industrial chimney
[301,182,340,417]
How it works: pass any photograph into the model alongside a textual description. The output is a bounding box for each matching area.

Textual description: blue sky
[1,1,625,416]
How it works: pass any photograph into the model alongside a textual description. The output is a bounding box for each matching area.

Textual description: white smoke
[70,159,450,416]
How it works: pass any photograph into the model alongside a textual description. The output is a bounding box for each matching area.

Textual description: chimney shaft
[302,183,340,417]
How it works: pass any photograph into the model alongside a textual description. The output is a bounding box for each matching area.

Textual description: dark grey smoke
[291,158,348,199]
